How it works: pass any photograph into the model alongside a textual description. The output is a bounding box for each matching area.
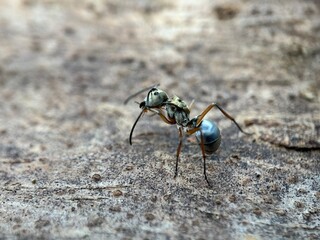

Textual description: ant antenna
[129,108,145,145]
[123,83,160,105]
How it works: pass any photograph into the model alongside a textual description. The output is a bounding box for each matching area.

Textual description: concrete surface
[0,0,319,239]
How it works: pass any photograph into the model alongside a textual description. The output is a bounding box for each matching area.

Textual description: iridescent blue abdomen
[196,119,221,154]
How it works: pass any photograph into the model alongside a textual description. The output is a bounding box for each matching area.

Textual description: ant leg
[175,127,183,179]
[129,108,145,145]
[186,126,200,135]
[130,108,175,145]
[196,103,252,135]
[149,108,176,125]
[185,127,211,186]
[199,130,211,187]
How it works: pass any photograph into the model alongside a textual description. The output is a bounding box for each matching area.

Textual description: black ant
[124,85,251,186]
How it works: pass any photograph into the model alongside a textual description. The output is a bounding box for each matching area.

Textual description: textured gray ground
[0,0,319,239]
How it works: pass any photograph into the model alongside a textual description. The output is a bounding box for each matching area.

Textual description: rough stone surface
[0,0,319,239]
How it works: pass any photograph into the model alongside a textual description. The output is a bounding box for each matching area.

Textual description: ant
[124,84,251,187]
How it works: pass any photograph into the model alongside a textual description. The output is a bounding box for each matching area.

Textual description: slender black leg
[199,130,211,187]
[174,127,183,178]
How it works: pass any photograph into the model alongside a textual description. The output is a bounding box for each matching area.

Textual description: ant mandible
[124,84,251,187]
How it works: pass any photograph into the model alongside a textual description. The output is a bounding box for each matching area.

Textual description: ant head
[144,88,168,107]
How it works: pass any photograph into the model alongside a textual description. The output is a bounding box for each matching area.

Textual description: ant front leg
[196,103,252,135]
[174,127,183,179]
[149,108,176,125]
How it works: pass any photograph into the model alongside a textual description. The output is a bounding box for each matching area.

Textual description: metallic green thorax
[166,96,190,127]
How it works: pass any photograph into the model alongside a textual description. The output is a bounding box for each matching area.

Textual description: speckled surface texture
[0,0,319,239]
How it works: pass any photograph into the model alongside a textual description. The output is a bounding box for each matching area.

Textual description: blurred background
[0,0,319,239]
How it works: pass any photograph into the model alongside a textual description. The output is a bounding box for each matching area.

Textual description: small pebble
[145,213,155,221]
[92,174,102,182]
[109,206,121,212]
[112,190,123,197]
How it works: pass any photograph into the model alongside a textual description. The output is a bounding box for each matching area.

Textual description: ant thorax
[168,96,190,113]
[166,96,190,127]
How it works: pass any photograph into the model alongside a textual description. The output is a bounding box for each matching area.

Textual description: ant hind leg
[196,103,252,135]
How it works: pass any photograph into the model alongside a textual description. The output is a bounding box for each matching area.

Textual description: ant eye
[154,91,159,95]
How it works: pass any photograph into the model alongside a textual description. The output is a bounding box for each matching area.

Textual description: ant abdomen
[196,119,221,154]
